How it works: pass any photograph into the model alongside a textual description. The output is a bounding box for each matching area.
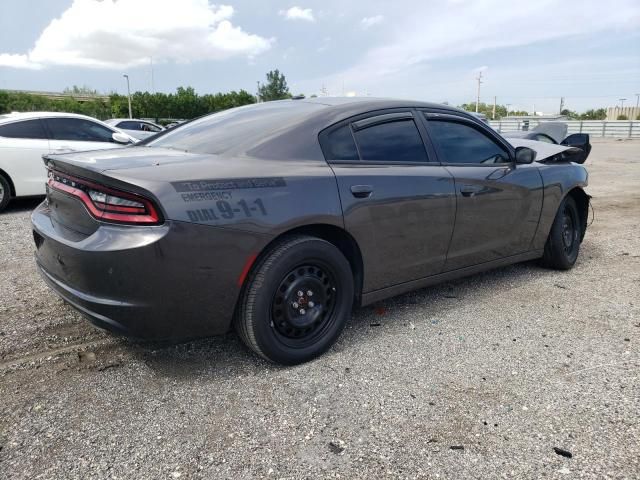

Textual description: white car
[0,112,135,212]
[104,118,164,141]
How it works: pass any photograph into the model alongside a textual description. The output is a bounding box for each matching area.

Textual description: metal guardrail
[489,120,640,138]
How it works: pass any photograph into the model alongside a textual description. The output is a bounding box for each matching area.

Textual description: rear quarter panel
[0,138,50,196]
[106,157,345,236]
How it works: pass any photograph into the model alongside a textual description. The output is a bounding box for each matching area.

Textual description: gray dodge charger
[32,98,590,364]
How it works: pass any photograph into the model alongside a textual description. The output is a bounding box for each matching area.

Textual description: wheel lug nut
[297,290,304,297]
[299,308,306,315]
[292,302,299,308]
[307,290,313,296]
[308,301,315,308]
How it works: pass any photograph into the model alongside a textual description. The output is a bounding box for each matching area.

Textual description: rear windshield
[147,101,322,155]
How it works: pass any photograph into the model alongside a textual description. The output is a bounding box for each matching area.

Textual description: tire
[0,175,11,213]
[541,196,582,270]
[235,235,354,365]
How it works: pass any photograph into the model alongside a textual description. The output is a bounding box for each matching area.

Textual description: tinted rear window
[354,119,428,162]
[147,102,322,155]
[0,119,48,139]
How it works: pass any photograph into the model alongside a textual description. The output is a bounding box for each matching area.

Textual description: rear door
[322,110,456,292]
[44,117,122,153]
[421,111,543,271]
[0,119,50,196]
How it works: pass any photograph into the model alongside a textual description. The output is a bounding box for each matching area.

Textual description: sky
[0,0,639,114]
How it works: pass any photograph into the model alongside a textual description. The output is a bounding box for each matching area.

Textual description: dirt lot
[0,138,638,479]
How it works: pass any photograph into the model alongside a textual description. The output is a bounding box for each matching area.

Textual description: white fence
[489,120,640,139]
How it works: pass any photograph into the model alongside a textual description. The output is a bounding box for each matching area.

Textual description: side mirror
[112,132,133,144]
[515,146,536,164]
[561,133,590,164]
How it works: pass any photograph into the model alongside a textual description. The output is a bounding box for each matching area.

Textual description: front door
[422,112,543,271]
[321,111,457,292]
[43,117,121,154]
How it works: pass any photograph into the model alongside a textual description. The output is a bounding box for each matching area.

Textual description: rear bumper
[31,201,269,340]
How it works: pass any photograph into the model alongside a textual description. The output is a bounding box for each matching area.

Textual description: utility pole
[636,93,639,108]
[559,97,564,115]
[123,74,132,119]
[492,96,496,120]
[475,71,483,113]
[256,81,261,103]
[506,103,511,117]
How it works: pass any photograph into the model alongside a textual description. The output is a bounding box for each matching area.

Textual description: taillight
[47,170,161,225]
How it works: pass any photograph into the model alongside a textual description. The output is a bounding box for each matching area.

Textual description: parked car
[0,112,135,212]
[503,122,591,163]
[164,121,186,129]
[104,118,164,141]
[32,98,590,364]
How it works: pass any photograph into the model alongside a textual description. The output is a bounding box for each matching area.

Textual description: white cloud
[318,0,640,94]
[0,0,272,70]
[0,53,43,70]
[361,15,384,29]
[279,6,315,22]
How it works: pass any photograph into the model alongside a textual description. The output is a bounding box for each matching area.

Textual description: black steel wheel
[235,235,354,364]
[542,196,582,270]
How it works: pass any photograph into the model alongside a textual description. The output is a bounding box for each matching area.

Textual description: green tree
[258,69,290,101]
[459,102,513,120]
[561,109,579,119]
[63,85,98,96]
[580,108,606,120]
[617,114,628,120]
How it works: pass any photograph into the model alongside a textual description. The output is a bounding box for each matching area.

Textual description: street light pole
[123,74,132,119]
[635,93,639,109]
[619,98,626,109]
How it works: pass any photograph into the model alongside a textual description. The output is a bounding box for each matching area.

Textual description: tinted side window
[45,118,114,142]
[0,119,48,139]
[427,119,509,164]
[324,124,359,160]
[117,121,140,130]
[354,119,428,162]
[142,122,161,132]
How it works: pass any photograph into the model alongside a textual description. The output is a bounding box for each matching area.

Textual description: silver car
[104,118,164,141]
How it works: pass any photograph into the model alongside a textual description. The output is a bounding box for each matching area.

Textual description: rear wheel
[541,196,582,270]
[0,175,11,213]
[235,235,354,365]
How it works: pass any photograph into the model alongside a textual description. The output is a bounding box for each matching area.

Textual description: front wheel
[235,235,354,365]
[541,196,582,270]
[0,175,10,212]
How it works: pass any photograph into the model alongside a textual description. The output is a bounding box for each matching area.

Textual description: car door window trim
[420,110,515,167]
[320,109,439,166]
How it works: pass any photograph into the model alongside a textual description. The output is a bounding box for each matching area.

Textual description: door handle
[53,146,75,152]
[460,184,483,197]
[350,185,373,198]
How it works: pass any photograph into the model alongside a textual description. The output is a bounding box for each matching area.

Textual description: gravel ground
[0,138,638,479]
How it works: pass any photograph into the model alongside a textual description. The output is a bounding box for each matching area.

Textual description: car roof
[146,97,485,160]
[107,118,157,123]
[0,111,102,124]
